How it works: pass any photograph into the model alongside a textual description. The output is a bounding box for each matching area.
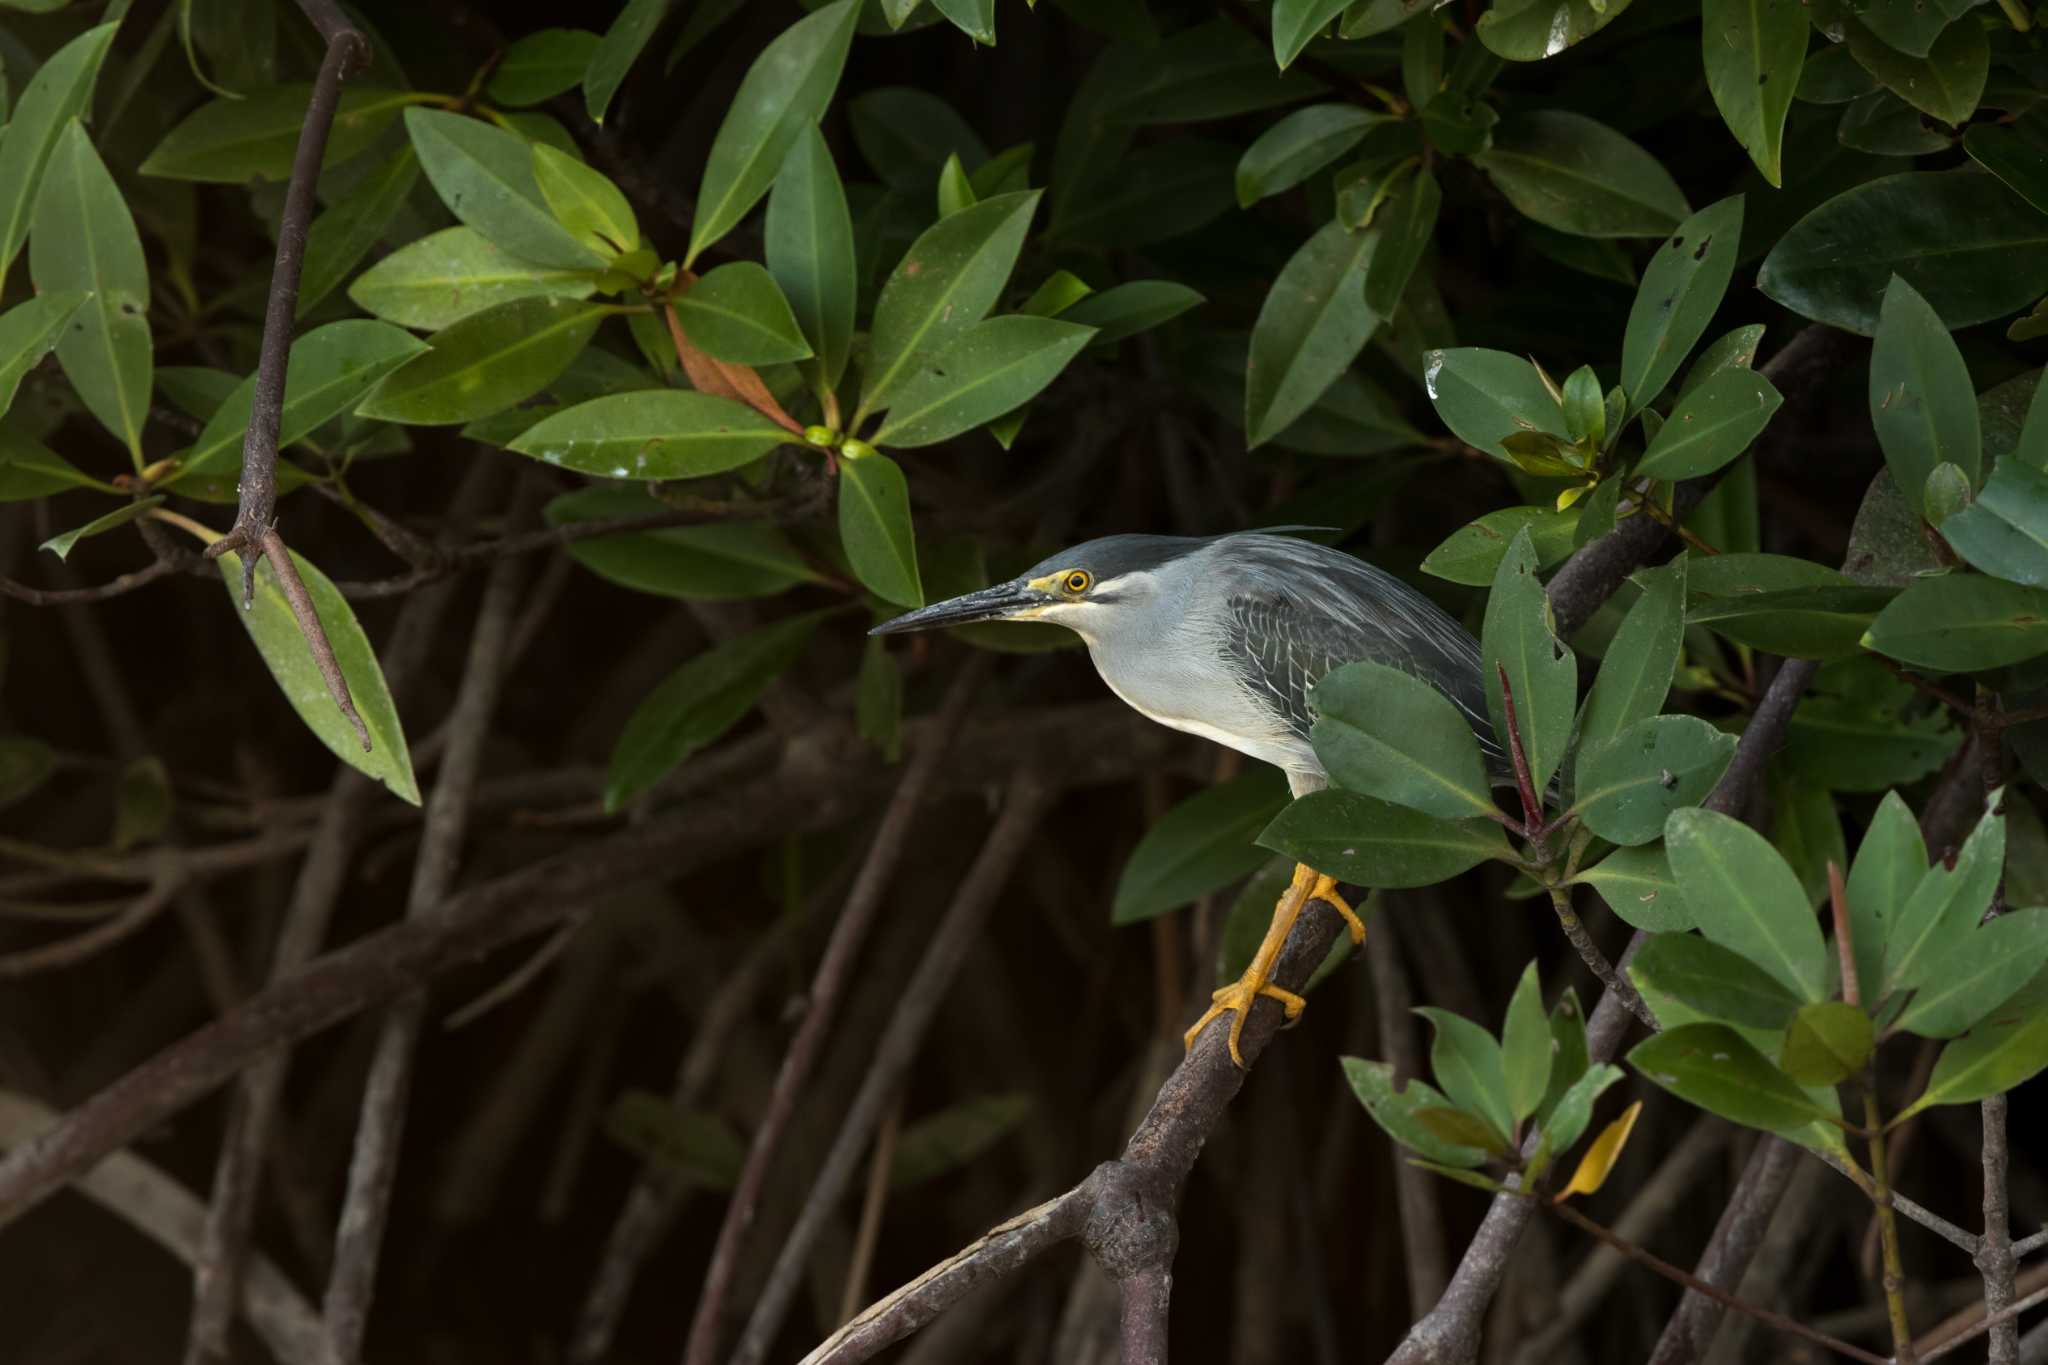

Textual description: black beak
[869,581,1038,636]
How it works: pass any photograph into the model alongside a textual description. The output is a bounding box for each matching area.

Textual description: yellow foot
[1183,978,1307,1068]
[1311,874,1367,945]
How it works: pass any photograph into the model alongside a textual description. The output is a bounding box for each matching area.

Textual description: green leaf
[40,497,164,561]
[297,146,421,319]
[112,755,173,853]
[1628,1022,1836,1137]
[584,0,668,124]
[850,87,988,191]
[1838,91,1954,158]
[873,315,1093,448]
[931,0,996,44]
[768,125,857,390]
[1796,43,1877,102]
[1680,326,1766,400]
[674,262,812,366]
[1472,111,1688,238]
[1047,140,1238,248]
[406,107,607,271]
[214,540,418,804]
[1421,348,1567,461]
[1758,170,2048,335]
[1243,219,1382,447]
[509,390,791,479]
[487,28,601,107]
[1863,576,2048,672]
[542,486,822,601]
[347,226,597,332]
[31,122,152,460]
[1942,459,2048,587]
[688,0,861,265]
[1855,0,1958,55]
[860,190,1040,417]
[840,452,922,607]
[0,291,87,421]
[1702,0,1805,185]
[606,612,824,810]
[1535,1063,1624,1166]
[1844,790,1923,1003]
[1364,168,1441,319]
[1666,806,1830,1000]
[1631,933,1803,1030]
[1870,275,1980,513]
[1688,586,1895,660]
[603,1092,743,1190]
[1483,526,1576,796]
[356,296,606,425]
[1112,769,1293,924]
[1897,1005,2048,1119]
[1258,789,1513,888]
[1235,104,1380,207]
[1771,773,1846,911]
[169,321,426,484]
[1416,1006,1514,1144]
[1062,281,1205,347]
[141,84,411,183]
[1310,661,1496,820]
[0,426,107,502]
[533,143,639,258]
[1894,909,2048,1038]
[858,636,904,761]
[1416,1106,1511,1154]
[1340,1057,1490,1167]
[1476,0,1633,62]
[1963,109,2048,218]
[1579,558,1685,756]
[1501,962,1553,1124]
[1779,1001,1874,1085]
[0,737,58,810]
[1635,369,1784,482]
[1272,0,1355,70]
[1575,716,1737,846]
[1846,16,1986,127]
[0,23,117,291]
[1537,990,1592,1121]
[889,1094,1031,1187]
[1422,505,1580,587]
[1621,196,1744,414]
[1575,843,1691,931]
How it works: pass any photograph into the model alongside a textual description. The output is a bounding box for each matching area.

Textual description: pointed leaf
[509,390,791,479]
[1943,459,2048,587]
[1846,17,1986,127]
[142,84,411,183]
[1963,109,2048,218]
[298,146,421,318]
[1416,1006,1514,1144]
[1113,769,1293,924]
[1845,790,1924,1004]
[1575,715,1737,846]
[1236,104,1379,207]
[1364,168,1441,318]
[1482,526,1576,796]
[1579,557,1685,755]
[1538,1064,1624,1166]
[347,226,596,332]
[1621,197,1745,413]
[1246,221,1382,447]
[1502,961,1553,1124]
[1631,932,1803,1030]
[1340,1057,1491,1167]
[1702,0,1805,185]
[1422,348,1567,461]
[840,452,922,608]
[1575,843,1691,931]
[1863,576,2048,672]
[406,107,607,270]
[40,497,164,561]
[674,262,812,366]
[1272,0,1354,69]
[487,28,602,108]
[533,143,639,257]
[356,296,605,425]
[1309,660,1496,820]
[931,0,996,44]
[0,291,88,420]
[1472,111,1688,238]
[767,125,857,390]
[1628,1022,1835,1136]
[1894,910,2048,1038]
[1897,1004,2048,1119]
[583,0,667,124]
[1635,368,1783,482]
[1779,1000,1874,1085]
[0,23,117,291]
[1555,1100,1641,1201]
[1259,789,1514,888]
[1063,281,1206,348]
[543,486,822,601]
[1422,505,1581,587]
[1666,806,1830,1000]
[1871,275,1980,513]
[873,315,1093,448]
[1476,0,1634,61]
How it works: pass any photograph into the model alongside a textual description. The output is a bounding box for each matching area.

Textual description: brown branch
[1918,1278,2048,1362]
[1647,1136,1803,1365]
[0,556,177,605]
[0,868,183,977]
[1546,884,1654,1028]
[1119,1266,1172,1365]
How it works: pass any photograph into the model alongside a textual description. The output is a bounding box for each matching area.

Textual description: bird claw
[1184,978,1306,1068]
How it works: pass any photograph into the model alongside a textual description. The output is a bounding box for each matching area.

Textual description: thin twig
[1918,1279,2048,1363]
[0,867,182,978]
[0,557,177,604]
[1546,884,1654,1028]
[839,1090,906,1325]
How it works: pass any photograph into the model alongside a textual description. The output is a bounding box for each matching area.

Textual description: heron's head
[868,534,1202,644]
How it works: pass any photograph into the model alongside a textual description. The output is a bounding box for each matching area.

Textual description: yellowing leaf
[1554,1099,1641,1202]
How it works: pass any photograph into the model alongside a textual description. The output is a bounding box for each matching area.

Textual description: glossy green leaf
[767,124,857,390]
[1897,1005,2048,1119]
[407,108,606,271]
[1796,43,1877,102]
[0,426,107,502]
[1855,0,1958,56]
[1341,1057,1491,1167]
[1759,171,2048,335]
[688,0,861,265]
[1112,769,1293,924]
[1476,0,1633,63]
[297,146,421,318]
[1579,558,1685,755]
[1846,16,1986,127]
[1680,324,1767,398]
[1842,790,1922,1002]
[487,28,601,107]
[1272,0,1354,70]
[1245,221,1383,448]
[850,87,987,190]
[1472,111,1688,238]
[584,0,666,124]
[1963,109,2048,217]
[1628,1023,1836,1137]
[931,0,995,43]
[0,24,117,291]
[509,390,791,479]
[0,291,87,421]
[1631,933,1803,1030]
[674,262,812,366]
[348,226,597,332]
[1621,196,1744,413]
[1537,990,1592,1122]
[606,612,824,810]
[1771,772,1846,911]
[1049,140,1238,248]
[1364,168,1441,318]
[1838,90,1954,157]
[215,539,417,804]
[542,485,823,602]
[1062,281,1205,347]
[1310,661,1496,820]
[1882,798,2002,987]
[31,122,151,460]
[1501,962,1553,1124]
[1422,505,1580,586]
[1702,0,1805,185]
[860,190,1040,417]
[1536,1063,1624,1167]
[1871,275,1980,513]
[40,497,163,561]
[170,321,426,484]
[889,1094,1031,1187]
[1482,526,1576,796]
[1235,104,1380,207]
[1575,716,1737,846]
[1575,842,1691,931]
[1666,806,1830,1000]
[1259,789,1512,887]
[1779,1001,1874,1085]
[840,452,922,607]
[1416,1007,1513,1144]
[1421,348,1567,460]
[141,84,411,183]
[1942,460,2048,587]
[873,315,1093,448]
[356,296,606,425]
[1636,368,1783,482]
[533,143,639,258]
[1688,585,1895,660]
[1863,576,2048,671]
[1894,910,2048,1038]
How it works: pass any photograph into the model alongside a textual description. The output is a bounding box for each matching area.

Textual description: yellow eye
[1063,570,1092,594]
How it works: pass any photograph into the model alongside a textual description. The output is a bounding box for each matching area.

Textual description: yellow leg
[1183,864,1365,1068]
